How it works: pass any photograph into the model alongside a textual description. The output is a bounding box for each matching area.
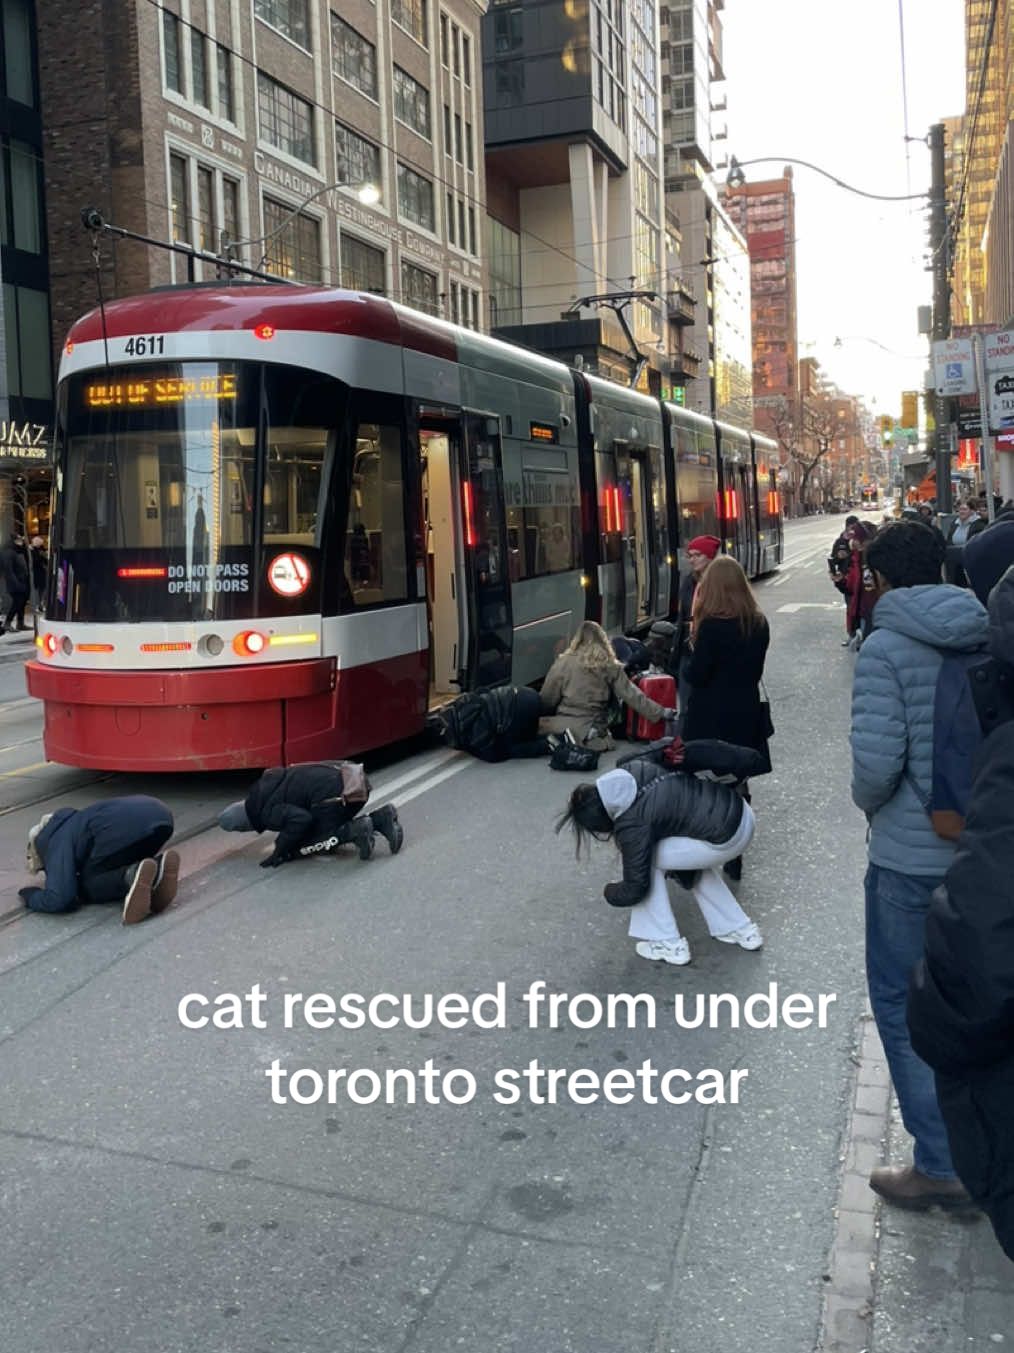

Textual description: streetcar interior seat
[264,533,315,547]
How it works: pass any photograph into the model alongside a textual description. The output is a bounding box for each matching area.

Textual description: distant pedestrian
[218,762,403,867]
[539,621,675,751]
[851,519,988,1210]
[29,535,47,610]
[845,521,877,645]
[908,565,1014,1256]
[0,533,30,633]
[557,753,763,967]
[21,796,179,925]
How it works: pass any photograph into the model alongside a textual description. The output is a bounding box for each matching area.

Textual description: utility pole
[928,123,953,514]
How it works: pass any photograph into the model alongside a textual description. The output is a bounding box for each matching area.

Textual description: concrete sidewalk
[822,1015,1014,1351]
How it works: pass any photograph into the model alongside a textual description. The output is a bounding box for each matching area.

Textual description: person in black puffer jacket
[219,762,403,867]
[435,685,550,762]
[557,757,763,966]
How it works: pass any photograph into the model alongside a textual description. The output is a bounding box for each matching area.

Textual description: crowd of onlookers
[845,503,1014,1264]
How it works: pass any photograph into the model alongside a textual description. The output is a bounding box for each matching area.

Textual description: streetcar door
[420,423,462,698]
[614,443,655,627]
[460,411,513,689]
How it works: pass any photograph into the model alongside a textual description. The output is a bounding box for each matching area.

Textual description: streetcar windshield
[51,362,345,623]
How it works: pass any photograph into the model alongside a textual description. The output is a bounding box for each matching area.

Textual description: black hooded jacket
[908,569,1014,1259]
[600,760,747,908]
[20,796,174,914]
[438,686,542,762]
[244,763,367,858]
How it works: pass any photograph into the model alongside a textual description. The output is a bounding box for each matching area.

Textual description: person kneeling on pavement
[21,795,179,925]
[219,761,402,867]
[556,739,764,966]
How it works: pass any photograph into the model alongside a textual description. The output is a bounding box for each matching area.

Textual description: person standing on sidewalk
[851,520,988,1210]
[908,566,1014,1258]
[0,532,30,633]
[674,535,721,710]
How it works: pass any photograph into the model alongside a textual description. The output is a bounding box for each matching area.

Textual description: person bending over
[21,795,179,925]
[219,761,403,867]
[557,751,763,967]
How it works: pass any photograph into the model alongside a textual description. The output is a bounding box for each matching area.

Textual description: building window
[331,15,377,99]
[254,0,310,48]
[439,13,448,65]
[454,112,462,162]
[401,261,438,315]
[468,205,476,256]
[191,29,209,109]
[196,166,215,252]
[263,196,322,281]
[451,21,460,75]
[340,234,385,292]
[487,215,521,328]
[169,152,190,244]
[445,192,455,244]
[494,60,524,105]
[257,72,316,166]
[397,164,434,230]
[217,45,235,122]
[392,65,430,138]
[222,177,241,250]
[443,103,452,153]
[2,284,51,399]
[335,122,381,199]
[465,121,473,170]
[2,0,34,106]
[163,10,183,94]
[493,7,521,53]
[461,33,471,84]
[391,0,426,46]
[457,199,466,247]
[1,140,43,254]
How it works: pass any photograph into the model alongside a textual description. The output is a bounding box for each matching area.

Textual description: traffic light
[901,390,919,430]
[879,415,894,446]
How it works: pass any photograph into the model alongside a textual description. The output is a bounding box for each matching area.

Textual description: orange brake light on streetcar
[140,642,193,653]
[41,633,59,657]
[253,323,276,341]
[232,630,267,657]
[723,489,740,520]
[461,482,476,547]
[77,643,115,653]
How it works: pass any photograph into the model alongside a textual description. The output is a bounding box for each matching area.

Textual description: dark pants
[78,824,173,904]
[5,590,28,630]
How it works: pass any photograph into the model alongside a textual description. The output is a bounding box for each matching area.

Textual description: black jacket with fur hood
[597,762,746,908]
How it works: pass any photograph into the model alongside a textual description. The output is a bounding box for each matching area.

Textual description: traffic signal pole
[929,123,954,514]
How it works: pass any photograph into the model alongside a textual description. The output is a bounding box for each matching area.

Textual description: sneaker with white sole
[713,922,763,950]
[150,849,180,914]
[122,858,157,925]
[635,938,691,966]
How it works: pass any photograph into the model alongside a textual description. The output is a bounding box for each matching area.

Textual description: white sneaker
[636,938,691,966]
[713,923,763,951]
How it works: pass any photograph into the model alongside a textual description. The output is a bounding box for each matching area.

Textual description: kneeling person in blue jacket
[219,762,403,868]
[21,795,179,925]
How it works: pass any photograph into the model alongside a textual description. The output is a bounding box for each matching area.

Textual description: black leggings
[79,825,174,904]
[5,591,28,630]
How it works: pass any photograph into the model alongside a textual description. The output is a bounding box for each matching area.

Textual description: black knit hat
[965,522,1014,605]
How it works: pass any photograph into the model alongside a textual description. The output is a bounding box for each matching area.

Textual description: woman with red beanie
[675,535,721,711]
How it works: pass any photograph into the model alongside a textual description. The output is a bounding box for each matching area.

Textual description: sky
[721,0,966,416]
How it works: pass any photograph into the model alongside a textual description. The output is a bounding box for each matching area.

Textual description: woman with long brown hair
[681,555,770,768]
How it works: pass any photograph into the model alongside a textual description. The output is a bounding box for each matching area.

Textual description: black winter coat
[245,763,366,858]
[20,796,174,914]
[0,543,29,594]
[604,760,747,908]
[908,717,1014,1260]
[682,617,770,766]
[439,686,541,762]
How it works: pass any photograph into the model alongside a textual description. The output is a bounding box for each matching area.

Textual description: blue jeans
[865,864,956,1179]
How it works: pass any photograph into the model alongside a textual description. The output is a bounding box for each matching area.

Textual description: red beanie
[687,535,721,560]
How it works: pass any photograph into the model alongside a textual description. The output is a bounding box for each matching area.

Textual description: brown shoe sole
[869,1179,977,1212]
[122,858,157,925]
[150,850,180,915]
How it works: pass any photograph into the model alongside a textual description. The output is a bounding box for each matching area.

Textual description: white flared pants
[627,803,756,944]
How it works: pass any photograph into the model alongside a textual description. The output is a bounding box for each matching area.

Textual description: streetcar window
[343,422,408,607]
[262,366,336,548]
[504,469,580,580]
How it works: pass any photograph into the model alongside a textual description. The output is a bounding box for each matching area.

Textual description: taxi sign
[267,552,311,598]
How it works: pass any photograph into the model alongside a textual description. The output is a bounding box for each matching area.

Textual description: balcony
[671,345,703,378]
[666,280,697,326]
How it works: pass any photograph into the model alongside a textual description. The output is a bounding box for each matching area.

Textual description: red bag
[625,673,676,741]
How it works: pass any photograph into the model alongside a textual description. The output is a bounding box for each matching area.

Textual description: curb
[817,1012,891,1353]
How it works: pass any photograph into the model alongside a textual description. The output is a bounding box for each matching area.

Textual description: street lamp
[725,155,928,203]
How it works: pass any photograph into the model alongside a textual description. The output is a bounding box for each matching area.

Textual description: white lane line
[385,756,472,808]
[770,571,794,587]
[370,748,464,800]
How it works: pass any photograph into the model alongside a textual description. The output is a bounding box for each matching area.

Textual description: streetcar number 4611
[123,335,166,356]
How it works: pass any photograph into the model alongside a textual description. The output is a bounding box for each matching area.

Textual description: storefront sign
[253,150,318,203]
[0,422,49,459]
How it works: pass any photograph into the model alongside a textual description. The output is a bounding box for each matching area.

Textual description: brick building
[37,0,488,360]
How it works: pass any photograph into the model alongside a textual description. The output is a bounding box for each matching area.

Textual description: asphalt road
[0,515,879,1353]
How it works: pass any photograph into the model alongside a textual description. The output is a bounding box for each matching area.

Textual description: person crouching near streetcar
[218,761,403,868]
[21,796,180,925]
[557,753,763,967]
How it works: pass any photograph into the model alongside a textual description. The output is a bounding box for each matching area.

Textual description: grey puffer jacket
[851,584,989,877]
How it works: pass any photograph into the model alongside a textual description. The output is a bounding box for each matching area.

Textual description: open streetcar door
[613,442,657,626]
[419,408,512,699]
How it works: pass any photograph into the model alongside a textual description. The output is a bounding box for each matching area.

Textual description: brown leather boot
[869,1164,976,1211]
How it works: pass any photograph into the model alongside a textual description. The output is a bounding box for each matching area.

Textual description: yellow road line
[0,759,49,778]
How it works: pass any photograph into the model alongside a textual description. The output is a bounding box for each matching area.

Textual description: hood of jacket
[872,583,988,653]
[988,567,1014,667]
[596,768,638,820]
[964,521,1014,605]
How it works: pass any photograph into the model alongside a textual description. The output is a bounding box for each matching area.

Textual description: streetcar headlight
[60,636,74,655]
[199,633,225,657]
[233,630,267,657]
